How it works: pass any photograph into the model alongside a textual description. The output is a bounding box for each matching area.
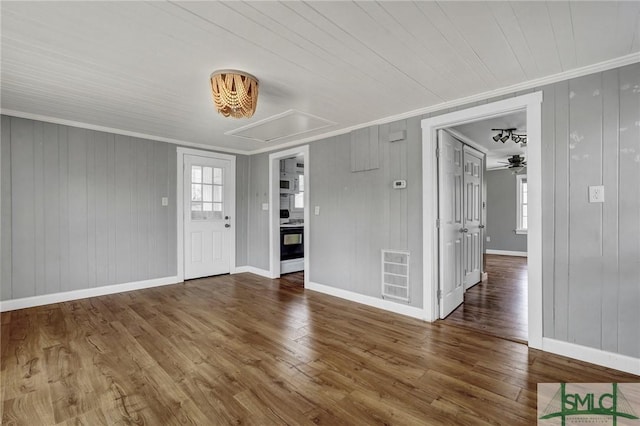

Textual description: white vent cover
[225,109,335,143]
[381,250,410,302]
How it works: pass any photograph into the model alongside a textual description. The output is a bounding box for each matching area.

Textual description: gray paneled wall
[235,154,249,267]
[1,116,178,300]
[540,63,640,358]
[246,152,270,270]
[485,168,528,252]
[245,63,639,358]
[310,117,423,306]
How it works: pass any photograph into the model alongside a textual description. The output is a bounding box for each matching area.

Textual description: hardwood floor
[443,254,528,343]
[2,270,637,425]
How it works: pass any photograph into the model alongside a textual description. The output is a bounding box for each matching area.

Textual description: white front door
[438,130,464,318]
[183,154,233,279]
[463,146,483,289]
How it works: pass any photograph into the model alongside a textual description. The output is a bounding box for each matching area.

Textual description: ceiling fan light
[210,70,259,118]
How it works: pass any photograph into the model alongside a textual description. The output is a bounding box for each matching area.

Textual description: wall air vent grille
[381,250,410,302]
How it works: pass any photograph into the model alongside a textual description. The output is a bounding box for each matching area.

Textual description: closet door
[463,146,483,289]
[438,130,464,318]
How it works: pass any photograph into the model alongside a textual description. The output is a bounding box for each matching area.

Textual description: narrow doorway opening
[440,111,529,343]
[268,145,310,288]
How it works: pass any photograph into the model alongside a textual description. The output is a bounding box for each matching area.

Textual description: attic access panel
[225,109,335,143]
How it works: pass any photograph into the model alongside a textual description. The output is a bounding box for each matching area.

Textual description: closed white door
[463,146,483,289]
[438,130,464,318]
[184,154,233,279]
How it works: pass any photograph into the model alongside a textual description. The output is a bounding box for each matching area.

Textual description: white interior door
[463,146,483,289]
[438,130,464,318]
[184,154,233,279]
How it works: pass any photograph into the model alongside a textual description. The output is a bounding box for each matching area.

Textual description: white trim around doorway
[421,92,543,350]
[176,147,237,282]
[268,145,310,288]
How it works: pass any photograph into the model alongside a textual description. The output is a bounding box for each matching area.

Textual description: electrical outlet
[588,185,605,203]
[161,197,169,206]
[262,203,269,211]
[486,236,491,242]
[314,206,320,215]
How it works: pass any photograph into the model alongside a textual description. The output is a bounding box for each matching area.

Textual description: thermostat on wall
[393,180,407,189]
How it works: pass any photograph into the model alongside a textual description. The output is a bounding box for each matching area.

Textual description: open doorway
[268,145,310,288]
[421,92,543,350]
[440,112,529,343]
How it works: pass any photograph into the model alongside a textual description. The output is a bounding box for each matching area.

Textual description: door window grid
[191,165,223,220]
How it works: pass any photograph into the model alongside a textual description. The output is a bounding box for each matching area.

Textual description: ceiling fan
[498,154,527,172]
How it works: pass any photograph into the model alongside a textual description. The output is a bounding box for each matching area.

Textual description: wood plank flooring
[2,270,638,425]
[443,255,528,343]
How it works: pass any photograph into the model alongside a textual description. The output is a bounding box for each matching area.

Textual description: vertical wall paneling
[68,127,89,291]
[43,123,61,294]
[388,120,408,252]
[350,127,380,172]
[11,118,36,298]
[567,73,604,350]
[58,125,70,293]
[235,154,249,267]
[246,152,270,270]
[1,116,12,299]
[107,134,118,284]
[1,116,179,302]
[167,145,177,276]
[114,135,132,283]
[406,116,423,304]
[94,131,109,286]
[616,65,640,357]
[601,69,620,353]
[86,130,97,289]
[540,84,556,337]
[33,121,45,295]
[552,80,570,341]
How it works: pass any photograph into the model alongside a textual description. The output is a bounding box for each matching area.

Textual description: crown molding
[3,52,638,156]
[246,52,640,155]
[0,109,248,155]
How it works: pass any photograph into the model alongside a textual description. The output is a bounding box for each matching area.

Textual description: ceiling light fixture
[491,128,527,146]
[210,70,259,118]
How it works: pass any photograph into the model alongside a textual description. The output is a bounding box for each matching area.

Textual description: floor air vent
[381,250,410,302]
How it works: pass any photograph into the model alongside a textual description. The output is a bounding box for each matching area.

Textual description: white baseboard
[233,266,273,279]
[542,338,640,376]
[0,276,180,312]
[485,249,528,257]
[307,281,425,320]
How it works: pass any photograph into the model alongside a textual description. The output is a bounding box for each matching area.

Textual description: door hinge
[437,289,442,299]
[436,218,440,228]
[436,147,440,158]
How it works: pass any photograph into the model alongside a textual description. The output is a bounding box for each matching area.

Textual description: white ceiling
[449,111,527,169]
[2,1,639,154]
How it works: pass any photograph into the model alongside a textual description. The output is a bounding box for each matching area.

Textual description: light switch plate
[161,197,169,206]
[314,206,320,215]
[262,203,269,211]
[588,185,605,203]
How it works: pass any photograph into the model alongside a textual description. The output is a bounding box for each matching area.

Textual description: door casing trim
[177,147,236,282]
[421,92,543,349]
[268,145,309,287]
